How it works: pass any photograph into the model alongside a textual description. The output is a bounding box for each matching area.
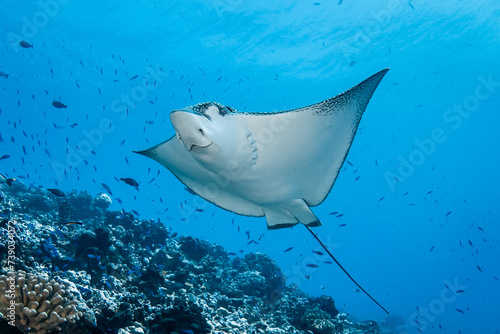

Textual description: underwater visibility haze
[1,0,500,333]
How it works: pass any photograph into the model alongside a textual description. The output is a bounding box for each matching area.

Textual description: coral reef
[0,183,380,333]
[0,270,95,333]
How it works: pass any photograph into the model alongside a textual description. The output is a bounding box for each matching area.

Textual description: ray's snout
[170,111,212,151]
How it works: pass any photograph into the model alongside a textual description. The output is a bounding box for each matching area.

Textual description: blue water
[2,1,500,333]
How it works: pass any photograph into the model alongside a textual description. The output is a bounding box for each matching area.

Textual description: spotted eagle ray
[135,69,389,313]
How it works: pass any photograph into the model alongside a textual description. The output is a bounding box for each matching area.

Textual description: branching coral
[0,270,83,333]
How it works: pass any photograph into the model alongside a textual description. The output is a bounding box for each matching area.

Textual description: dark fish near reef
[101,183,113,195]
[62,221,83,226]
[0,173,16,186]
[19,40,33,48]
[120,178,139,189]
[52,101,68,109]
[47,188,65,197]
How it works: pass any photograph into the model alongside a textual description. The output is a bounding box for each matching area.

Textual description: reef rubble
[0,182,380,333]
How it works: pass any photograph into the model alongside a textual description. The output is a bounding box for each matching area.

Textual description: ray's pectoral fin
[264,199,321,230]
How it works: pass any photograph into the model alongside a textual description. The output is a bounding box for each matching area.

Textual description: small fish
[0,71,9,78]
[456,289,465,294]
[329,211,338,215]
[455,308,465,314]
[101,183,113,195]
[0,154,10,161]
[52,101,68,109]
[324,261,333,264]
[171,232,178,238]
[130,74,138,80]
[284,247,293,253]
[445,211,452,217]
[62,221,83,226]
[132,210,139,216]
[47,188,65,197]
[19,40,33,48]
[429,246,435,252]
[70,123,78,128]
[0,173,16,186]
[477,265,482,272]
[120,178,139,189]
[195,208,203,212]
[306,263,319,268]
[312,250,324,256]
[338,223,347,227]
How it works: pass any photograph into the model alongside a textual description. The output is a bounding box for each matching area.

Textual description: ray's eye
[199,129,205,135]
